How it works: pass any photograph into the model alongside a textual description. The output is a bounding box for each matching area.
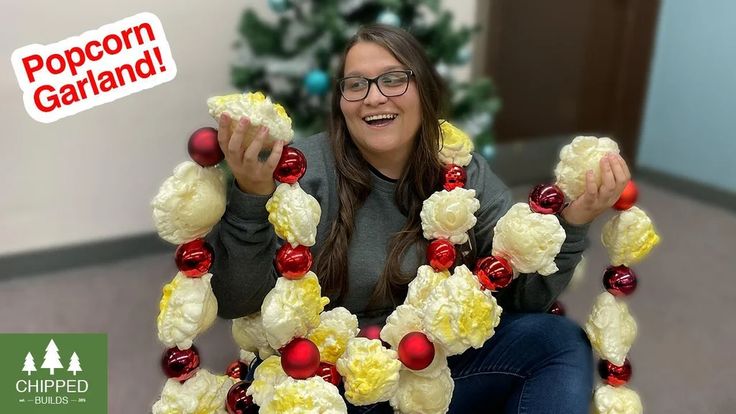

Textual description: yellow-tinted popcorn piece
[336,337,401,406]
[207,91,294,144]
[492,203,566,275]
[157,272,218,350]
[152,161,226,244]
[602,206,660,266]
[266,182,321,247]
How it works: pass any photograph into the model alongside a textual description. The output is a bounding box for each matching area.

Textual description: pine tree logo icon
[67,352,83,375]
[22,352,37,375]
[40,339,64,375]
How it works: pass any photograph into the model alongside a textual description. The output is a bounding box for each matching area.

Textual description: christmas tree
[68,352,83,376]
[231,0,500,155]
[41,339,63,375]
[22,352,36,376]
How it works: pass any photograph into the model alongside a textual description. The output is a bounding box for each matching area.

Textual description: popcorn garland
[554,137,660,414]
[150,93,660,413]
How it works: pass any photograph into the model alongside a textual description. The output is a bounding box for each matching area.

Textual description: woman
[208,24,631,413]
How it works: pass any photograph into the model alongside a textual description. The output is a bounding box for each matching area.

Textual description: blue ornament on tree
[268,0,289,13]
[304,69,330,96]
[377,10,401,26]
[457,47,472,64]
[481,144,496,160]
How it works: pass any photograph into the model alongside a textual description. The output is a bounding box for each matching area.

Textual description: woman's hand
[218,113,285,195]
[560,153,631,226]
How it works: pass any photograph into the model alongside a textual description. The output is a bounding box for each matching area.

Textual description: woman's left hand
[560,153,631,226]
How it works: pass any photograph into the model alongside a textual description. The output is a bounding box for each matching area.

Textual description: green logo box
[0,333,107,414]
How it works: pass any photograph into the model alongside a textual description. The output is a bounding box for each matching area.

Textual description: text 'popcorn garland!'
[150,93,659,413]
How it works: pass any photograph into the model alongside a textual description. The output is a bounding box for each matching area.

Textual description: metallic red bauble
[613,180,638,211]
[359,325,382,340]
[317,362,341,386]
[598,358,632,387]
[274,243,313,279]
[427,239,456,271]
[188,127,224,167]
[529,184,566,214]
[358,325,390,348]
[226,380,258,414]
[603,266,638,296]
[548,301,566,316]
[475,256,513,291]
[225,359,248,381]
[398,332,435,371]
[280,338,320,379]
[273,146,307,184]
[161,346,200,381]
[175,239,214,277]
[443,164,467,191]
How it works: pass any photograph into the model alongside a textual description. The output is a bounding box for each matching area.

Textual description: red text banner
[11,12,177,123]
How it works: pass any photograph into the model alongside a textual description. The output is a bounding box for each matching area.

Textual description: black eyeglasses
[338,69,414,102]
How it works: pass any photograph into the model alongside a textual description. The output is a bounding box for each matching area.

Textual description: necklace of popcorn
[150,92,659,414]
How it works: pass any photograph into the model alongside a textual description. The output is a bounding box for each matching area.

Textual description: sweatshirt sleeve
[206,182,281,319]
[469,153,590,312]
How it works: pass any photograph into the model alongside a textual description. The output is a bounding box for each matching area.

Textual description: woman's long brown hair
[313,24,449,309]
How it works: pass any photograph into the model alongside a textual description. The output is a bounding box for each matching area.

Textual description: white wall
[637,0,736,192]
[1,0,477,256]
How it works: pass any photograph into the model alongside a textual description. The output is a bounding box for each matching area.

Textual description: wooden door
[478,0,660,162]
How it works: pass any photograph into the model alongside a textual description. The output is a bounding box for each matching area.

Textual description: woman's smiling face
[339,41,422,172]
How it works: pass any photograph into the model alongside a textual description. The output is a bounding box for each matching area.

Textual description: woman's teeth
[363,114,397,126]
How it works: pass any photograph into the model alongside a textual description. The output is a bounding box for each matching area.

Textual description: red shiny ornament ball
[548,301,566,316]
[226,380,258,414]
[273,146,307,184]
[598,358,632,387]
[359,325,382,340]
[358,325,390,348]
[274,243,313,279]
[613,180,638,210]
[175,239,214,277]
[316,362,341,386]
[225,359,248,381]
[603,266,638,296]
[529,184,566,214]
[280,338,320,379]
[188,127,224,167]
[161,346,200,382]
[475,256,514,291]
[398,332,435,371]
[443,164,467,191]
[427,239,456,271]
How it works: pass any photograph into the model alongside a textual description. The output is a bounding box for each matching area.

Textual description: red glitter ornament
[274,243,313,279]
[603,265,638,296]
[280,338,320,379]
[225,359,248,381]
[443,164,467,191]
[316,362,341,386]
[226,380,258,414]
[529,184,565,215]
[475,256,513,291]
[598,358,632,387]
[427,239,456,271]
[188,127,224,167]
[548,301,566,316]
[613,180,638,211]
[175,239,214,277]
[161,346,200,382]
[398,332,435,371]
[273,146,306,184]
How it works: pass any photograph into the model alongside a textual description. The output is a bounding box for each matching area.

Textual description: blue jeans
[346,312,593,413]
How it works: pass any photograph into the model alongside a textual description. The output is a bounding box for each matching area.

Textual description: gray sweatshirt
[207,132,589,323]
